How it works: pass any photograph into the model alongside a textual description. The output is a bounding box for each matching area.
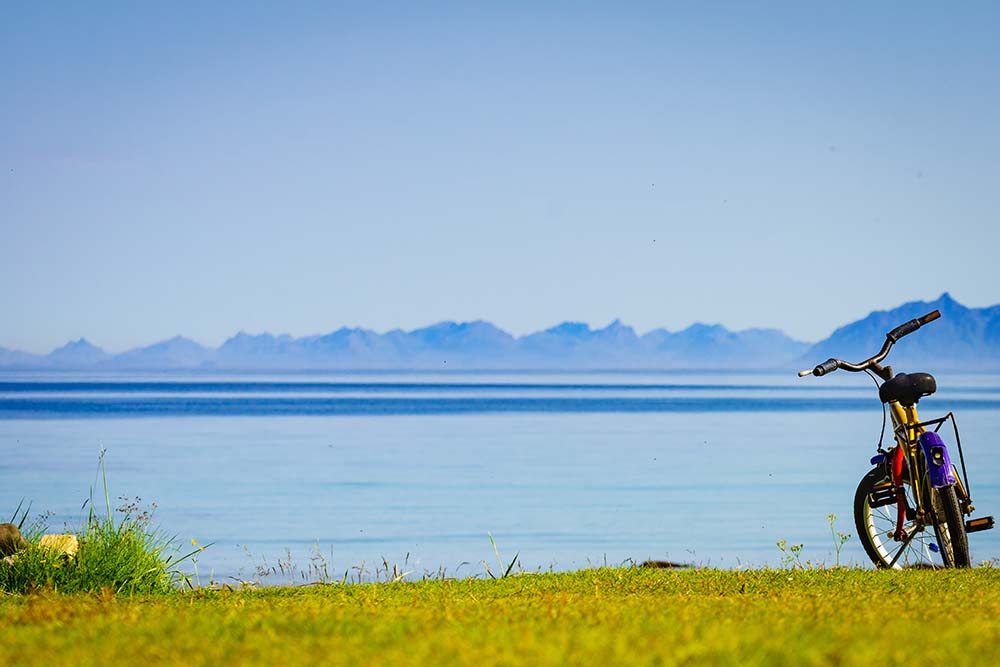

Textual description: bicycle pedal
[966,516,995,533]
[869,487,897,508]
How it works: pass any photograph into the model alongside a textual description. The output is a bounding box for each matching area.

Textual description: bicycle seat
[878,372,936,406]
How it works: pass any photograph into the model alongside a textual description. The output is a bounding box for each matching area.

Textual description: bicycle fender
[918,432,958,488]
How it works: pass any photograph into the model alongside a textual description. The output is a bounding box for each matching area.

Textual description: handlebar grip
[918,310,941,326]
[887,309,941,342]
[887,318,920,343]
[813,358,839,377]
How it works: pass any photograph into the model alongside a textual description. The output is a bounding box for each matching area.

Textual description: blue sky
[3,2,999,353]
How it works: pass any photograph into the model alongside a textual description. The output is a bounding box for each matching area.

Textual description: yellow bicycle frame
[888,401,970,517]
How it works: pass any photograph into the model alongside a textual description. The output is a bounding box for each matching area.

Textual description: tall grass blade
[10,497,24,523]
[99,448,112,523]
[488,532,504,574]
[11,498,31,529]
[504,552,520,578]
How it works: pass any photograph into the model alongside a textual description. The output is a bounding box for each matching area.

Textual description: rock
[640,559,689,569]
[39,534,79,560]
[0,523,27,557]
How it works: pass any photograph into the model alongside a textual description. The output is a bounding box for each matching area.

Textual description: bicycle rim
[858,476,944,569]
[930,487,956,566]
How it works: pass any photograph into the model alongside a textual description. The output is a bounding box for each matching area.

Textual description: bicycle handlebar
[798,309,941,378]
[887,310,941,343]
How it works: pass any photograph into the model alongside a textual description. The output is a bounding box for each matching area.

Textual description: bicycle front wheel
[854,467,949,569]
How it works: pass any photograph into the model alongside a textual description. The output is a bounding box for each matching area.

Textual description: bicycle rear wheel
[854,467,947,569]
[930,484,970,568]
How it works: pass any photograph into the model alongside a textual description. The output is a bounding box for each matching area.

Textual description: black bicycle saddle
[878,372,937,406]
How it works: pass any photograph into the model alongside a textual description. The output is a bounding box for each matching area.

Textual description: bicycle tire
[933,484,971,568]
[854,466,947,569]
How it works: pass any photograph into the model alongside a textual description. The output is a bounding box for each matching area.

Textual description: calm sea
[2,371,999,582]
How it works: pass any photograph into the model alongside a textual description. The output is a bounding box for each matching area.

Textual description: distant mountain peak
[542,322,591,336]
[46,338,108,366]
[52,337,103,353]
[682,323,728,334]
[600,318,634,332]
[930,291,966,314]
[144,335,204,350]
[112,335,210,369]
[596,319,637,340]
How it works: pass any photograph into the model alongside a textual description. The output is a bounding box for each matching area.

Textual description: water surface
[2,371,998,581]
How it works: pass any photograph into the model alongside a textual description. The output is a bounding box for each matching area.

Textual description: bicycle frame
[887,401,971,530]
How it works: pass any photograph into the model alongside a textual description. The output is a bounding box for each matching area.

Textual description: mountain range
[2,293,997,371]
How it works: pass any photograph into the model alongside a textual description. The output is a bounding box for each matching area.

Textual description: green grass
[2,567,1000,666]
[1,455,197,595]
[0,510,190,595]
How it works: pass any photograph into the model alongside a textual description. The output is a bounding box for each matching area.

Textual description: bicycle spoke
[862,480,944,569]
[887,526,919,568]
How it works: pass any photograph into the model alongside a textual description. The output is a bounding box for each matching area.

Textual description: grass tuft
[1,452,197,595]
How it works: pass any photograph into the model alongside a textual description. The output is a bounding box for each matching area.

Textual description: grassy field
[2,567,1000,666]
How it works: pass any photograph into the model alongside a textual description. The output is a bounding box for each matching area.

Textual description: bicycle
[799,309,993,568]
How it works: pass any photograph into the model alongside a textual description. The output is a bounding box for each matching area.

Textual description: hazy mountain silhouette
[111,336,213,369]
[519,320,641,366]
[0,346,38,367]
[644,324,808,367]
[45,338,109,367]
[2,294,998,371]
